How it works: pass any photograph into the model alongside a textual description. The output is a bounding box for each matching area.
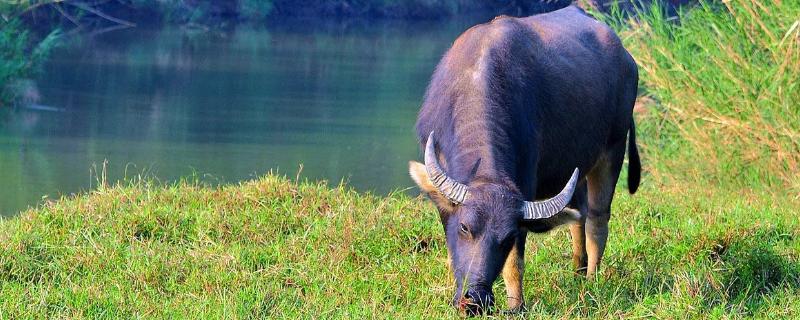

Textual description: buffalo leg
[567,183,589,273]
[569,223,587,273]
[585,143,625,277]
[502,233,527,311]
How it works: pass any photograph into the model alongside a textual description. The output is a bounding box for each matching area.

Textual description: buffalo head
[410,132,578,315]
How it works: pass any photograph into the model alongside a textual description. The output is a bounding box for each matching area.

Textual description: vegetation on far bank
[0,20,59,107]
[4,0,574,25]
[0,0,568,107]
[3,0,571,106]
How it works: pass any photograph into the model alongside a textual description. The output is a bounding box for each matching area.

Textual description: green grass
[608,0,800,194]
[1,176,799,318]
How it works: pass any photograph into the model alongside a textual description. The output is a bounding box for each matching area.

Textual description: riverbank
[1,175,798,318]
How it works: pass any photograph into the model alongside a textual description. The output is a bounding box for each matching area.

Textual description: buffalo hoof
[501,304,527,315]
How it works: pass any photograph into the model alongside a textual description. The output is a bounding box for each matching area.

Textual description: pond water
[0,18,485,216]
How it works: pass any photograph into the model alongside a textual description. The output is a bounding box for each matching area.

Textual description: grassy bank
[1,176,798,318]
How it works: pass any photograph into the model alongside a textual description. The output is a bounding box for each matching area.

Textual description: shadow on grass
[711,229,800,313]
[537,224,800,317]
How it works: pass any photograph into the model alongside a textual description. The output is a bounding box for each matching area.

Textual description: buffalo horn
[522,168,579,220]
[424,132,470,204]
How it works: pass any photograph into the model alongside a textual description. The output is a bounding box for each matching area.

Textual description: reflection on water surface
[0,18,484,216]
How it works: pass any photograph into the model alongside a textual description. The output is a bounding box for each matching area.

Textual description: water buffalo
[408,6,640,315]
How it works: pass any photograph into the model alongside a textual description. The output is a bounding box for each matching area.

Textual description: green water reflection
[0,19,482,216]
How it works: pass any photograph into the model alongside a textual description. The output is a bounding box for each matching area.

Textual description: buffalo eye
[459,223,469,235]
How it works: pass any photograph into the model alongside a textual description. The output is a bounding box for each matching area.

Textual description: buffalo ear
[409,161,436,193]
[409,161,456,212]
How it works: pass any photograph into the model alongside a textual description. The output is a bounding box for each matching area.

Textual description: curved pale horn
[522,168,579,220]
[424,132,470,204]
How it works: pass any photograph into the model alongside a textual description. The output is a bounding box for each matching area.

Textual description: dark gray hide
[410,6,640,315]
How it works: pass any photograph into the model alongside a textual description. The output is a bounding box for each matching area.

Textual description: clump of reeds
[614,0,800,196]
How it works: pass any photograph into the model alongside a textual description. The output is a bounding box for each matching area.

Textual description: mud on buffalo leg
[585,142,626,277]
[501,233,527,311]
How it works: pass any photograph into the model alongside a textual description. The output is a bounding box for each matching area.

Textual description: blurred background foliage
[0,0,696,107]
[1,0,582,106]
